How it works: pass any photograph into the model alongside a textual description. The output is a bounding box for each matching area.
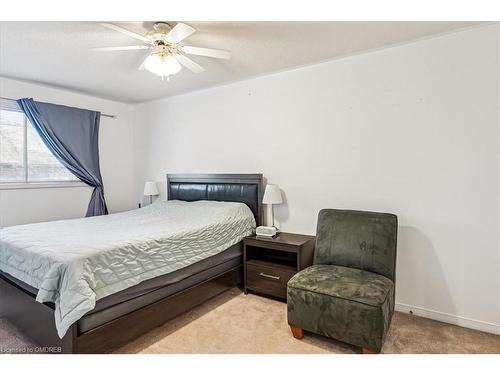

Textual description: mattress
[0,242,242,333]
[0,200,255,337]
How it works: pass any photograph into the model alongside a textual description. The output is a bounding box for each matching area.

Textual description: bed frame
[0,173,263,353]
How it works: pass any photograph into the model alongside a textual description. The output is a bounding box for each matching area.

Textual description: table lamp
[143,181,159,205]
[262,184,283,229]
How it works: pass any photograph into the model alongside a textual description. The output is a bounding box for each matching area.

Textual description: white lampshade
[143,181,159,196]
[262,184,283,205]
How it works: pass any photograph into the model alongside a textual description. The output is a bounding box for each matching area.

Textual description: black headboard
[166,174,263,226]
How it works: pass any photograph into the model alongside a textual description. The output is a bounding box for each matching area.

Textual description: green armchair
[287,209,398,353]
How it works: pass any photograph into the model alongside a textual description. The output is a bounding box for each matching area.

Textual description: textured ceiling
[0,21,485,103]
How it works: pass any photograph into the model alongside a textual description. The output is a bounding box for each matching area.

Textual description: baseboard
[395,302,500,335]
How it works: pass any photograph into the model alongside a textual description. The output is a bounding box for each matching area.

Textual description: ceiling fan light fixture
[143,52,182,80]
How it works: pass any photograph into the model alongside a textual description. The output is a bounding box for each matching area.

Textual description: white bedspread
[0,200,255,338]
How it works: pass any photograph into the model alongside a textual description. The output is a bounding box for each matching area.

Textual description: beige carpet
[1,288,499,354]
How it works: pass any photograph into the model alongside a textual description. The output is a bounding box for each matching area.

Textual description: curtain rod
[0,96,117,119]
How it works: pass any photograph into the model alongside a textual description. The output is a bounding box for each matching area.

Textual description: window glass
[0,109,25,182]
[0,106,78,183]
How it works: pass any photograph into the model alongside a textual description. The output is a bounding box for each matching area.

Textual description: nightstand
[243,232,315,300]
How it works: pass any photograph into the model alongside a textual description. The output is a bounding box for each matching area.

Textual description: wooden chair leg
[290,325,304,339]
[362,347,379,354]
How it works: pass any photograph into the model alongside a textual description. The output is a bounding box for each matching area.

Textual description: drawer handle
[259,272,281,281]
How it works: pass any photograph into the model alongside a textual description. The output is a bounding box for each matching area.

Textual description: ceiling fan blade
[165,23,196,44]
[91,46,150,51]
[174,54,205,73]
[138,53,151,71]
[182,46,231,60]
[100,23,150,43]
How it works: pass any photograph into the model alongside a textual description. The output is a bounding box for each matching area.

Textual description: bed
[0,173,263,353]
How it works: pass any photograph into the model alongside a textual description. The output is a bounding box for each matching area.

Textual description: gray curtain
[17,98,108,216]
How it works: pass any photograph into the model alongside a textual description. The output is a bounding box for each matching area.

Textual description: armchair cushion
[287,264,394,352]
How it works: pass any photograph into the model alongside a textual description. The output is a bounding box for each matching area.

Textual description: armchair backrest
[314,209,398,281]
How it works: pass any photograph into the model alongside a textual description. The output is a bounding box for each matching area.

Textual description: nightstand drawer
[246,260,296,299]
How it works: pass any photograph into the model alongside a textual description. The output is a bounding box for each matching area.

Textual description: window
[0,101,78,184]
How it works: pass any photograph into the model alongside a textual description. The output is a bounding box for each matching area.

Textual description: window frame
[0,99,86,190]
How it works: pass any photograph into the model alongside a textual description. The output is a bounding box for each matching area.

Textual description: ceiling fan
[92,22,231,80]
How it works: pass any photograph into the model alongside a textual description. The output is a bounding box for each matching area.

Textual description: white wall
[133,24,500,334]
[0,77,136,226]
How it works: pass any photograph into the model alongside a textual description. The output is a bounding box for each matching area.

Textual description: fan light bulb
[144,52,182,80]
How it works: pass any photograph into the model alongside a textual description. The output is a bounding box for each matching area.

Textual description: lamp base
[269,204,281,231]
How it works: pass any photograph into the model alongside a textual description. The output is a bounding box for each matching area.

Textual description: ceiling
[0,21,485,103]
